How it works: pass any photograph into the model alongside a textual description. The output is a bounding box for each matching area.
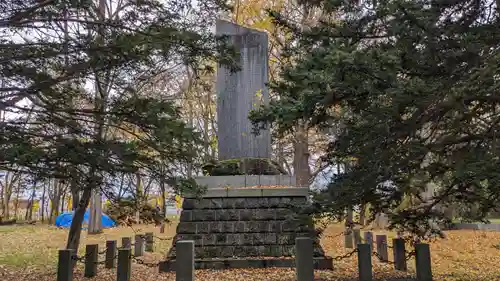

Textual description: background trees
[0,0,230,249]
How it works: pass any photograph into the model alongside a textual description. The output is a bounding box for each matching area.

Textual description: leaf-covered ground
[0,223,499,280]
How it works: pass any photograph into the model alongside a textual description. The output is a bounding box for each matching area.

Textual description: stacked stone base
[159,188,333,271]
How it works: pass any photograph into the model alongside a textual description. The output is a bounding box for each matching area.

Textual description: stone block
[105,240,117,268]
[238,209,254,220]
[195,222,209,234]
[268,221,280,232]
[57,249,73,281]
[182,199,197,209]
[291,197,307,205]
[261,188,308,197]
[281,220,303,232]
[393,238,407,271]
[275,208,298,220]
[277,233,295,245]
[215,209,239,220]
[296,238,314,281]
[376,235,388,262]
[245,198,263,208]
[264,233,277,244]
[227,234,244,245]
[117,248,131,281]
[268,198,281,208]
[180,210,192,222]
[177,222,197,234]
[254,209,276,220]
[232,198,247,208]
[227,188,262,197]
[242,233,254,244]
[176,241,194,281]
[192,210,215,221]
[202,234,216,246]
[209,198,224,208]
[415,243,432,281]
[221,221,235,232]
[282,245,296,256]
[176,234,202,245]
[84,244,98,277]
[209,222,223,233]
[235,221,247,232]
[358,244,373,281]
[278,197,292,208]
[246,221,267,232]
[254,245,266,256]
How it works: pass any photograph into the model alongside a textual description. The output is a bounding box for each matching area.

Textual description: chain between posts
[131,256,161,268]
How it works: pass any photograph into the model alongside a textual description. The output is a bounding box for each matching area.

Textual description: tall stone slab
[216,20,271,160]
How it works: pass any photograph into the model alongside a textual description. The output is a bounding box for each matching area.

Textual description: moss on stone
[202,158,287,176]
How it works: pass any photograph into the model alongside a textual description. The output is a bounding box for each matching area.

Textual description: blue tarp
[55,210,116,229]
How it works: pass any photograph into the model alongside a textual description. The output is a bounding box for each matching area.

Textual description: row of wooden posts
[344,230,434,281]
[57,231,433,281]
[57,232,156,281]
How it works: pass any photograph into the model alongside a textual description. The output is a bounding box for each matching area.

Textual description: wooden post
[145,232,154,252]
[415,243,433,281]
[134,234,144,257]
[295,237,314,281]
[357,244,373,281]
[122,237,131,248]
[344,229,354,248]
[393,238,407,271]
[364,231,374,252]
[176,240,195,281]
[105,240,117,269]
[375,235,389,262]
[57,249,73,281]
[353,229,362,247]
[117,248,131,281]
[84,244,98,277]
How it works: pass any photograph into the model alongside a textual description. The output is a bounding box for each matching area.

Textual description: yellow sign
[175,195,182,209]
[32,201,39,211]
[67,197,72,210]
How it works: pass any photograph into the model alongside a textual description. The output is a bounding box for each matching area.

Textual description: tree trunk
[359,203,366,226]
[88,188,103,234]
[41,182,46,222]
[25,185,36,221]
[13,180,21,219]
[294,120,310,187]
[61,193,66,213]
[50,179,62,224]
[135,173,142,223]
[159,172,166,233]
[66,187,93,255]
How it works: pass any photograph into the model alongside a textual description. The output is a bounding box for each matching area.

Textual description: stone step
[168,244,325,259]
[182,197,307,210]
[180,208,304,222]
[159,257,334,271]
[173,232,315,246]
[176,220,313,234]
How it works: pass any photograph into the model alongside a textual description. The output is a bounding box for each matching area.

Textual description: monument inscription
[216,19,271,160]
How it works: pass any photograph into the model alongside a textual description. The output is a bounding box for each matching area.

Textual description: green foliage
[0,0,233,187]
[202,157,287,176]
[251,0,500,238]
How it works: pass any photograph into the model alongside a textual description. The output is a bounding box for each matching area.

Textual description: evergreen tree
[251,0,500,237]
[0,0,231,250]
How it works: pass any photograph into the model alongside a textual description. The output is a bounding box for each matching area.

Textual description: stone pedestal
[159,187,332,270]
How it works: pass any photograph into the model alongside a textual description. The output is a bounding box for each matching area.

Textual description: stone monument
[216,19,271,160]
[159,20,332,271]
